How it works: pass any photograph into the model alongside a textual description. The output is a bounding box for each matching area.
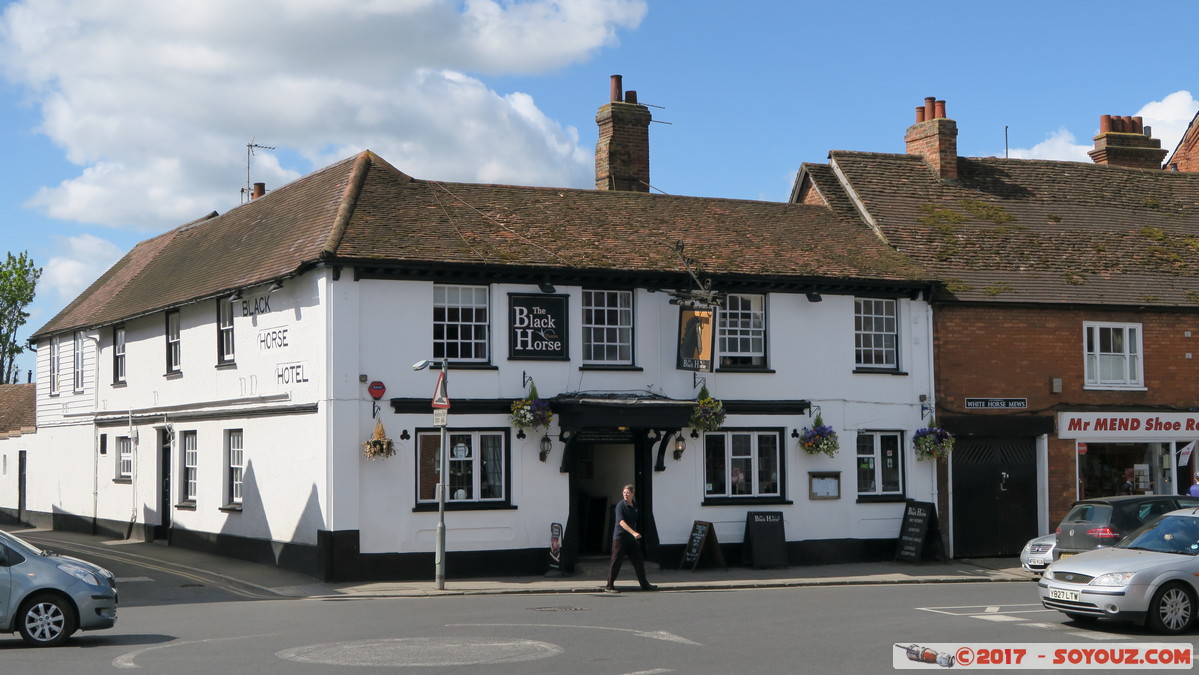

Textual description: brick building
[795,97,1199,558]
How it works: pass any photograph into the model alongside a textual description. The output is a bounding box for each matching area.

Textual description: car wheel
[1064,612,1098,623]
[17,594,77,647]
[1147,583,1196,635]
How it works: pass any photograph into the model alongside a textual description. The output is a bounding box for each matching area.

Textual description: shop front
[1058,412,1199,499]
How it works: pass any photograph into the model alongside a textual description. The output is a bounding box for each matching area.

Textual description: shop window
[703,430,782,498]
[856,431,904,499]
[1084,322,1142,389]
[417,431,507,506]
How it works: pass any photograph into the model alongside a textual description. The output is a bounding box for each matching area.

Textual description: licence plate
[1050,588,1080,602]
[1029,557,1044,566]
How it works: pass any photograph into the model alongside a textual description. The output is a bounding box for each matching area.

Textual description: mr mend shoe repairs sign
[1058,412,1199,440]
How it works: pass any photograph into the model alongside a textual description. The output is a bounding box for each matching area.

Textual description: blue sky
[3,0,1198,379]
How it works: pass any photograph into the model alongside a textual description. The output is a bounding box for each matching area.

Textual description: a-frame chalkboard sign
[742,511,788,569]
[895,499,946,562]
[679,520,727,571]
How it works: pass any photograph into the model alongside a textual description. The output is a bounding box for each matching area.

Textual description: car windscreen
[0,530,45,557]
[1118,515,1199,555]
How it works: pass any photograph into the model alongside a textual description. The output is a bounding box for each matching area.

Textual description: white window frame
[703,430,782,498]
[433,284,490,362]
[854,297,899,369]
[181,430,198,502]
[1084,322,1143,389]
[718,293,766,368]
[49,336,60,395]
[856,431,904,497]
[117,436,132,479]
[226,429,244,505]
[166,310,181,373]
[218,300,235,364]
[72,331,85,392]
[416,430,507,504]
[582,290,633,364]
[113,325,126,384]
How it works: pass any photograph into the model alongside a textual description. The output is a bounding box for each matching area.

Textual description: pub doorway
[573,442,634,555]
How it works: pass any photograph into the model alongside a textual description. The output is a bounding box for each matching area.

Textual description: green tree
[0,251,42,384]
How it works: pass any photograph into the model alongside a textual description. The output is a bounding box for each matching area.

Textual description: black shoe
[603,586,620,593]
[640,584,659,591]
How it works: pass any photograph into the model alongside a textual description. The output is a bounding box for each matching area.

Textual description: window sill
[1083,385,1147,392]
[175,501,197,511]
[578,364,643,371]
[715,367,776,374]
[413,501,516,512]
[111,381,127,388]
[856,494,907,504]
[164,371,183,379]
[852,368,908,376]
[446,363,498,370]
[215,362,237,370]
[701,496,793,506]
[112,478,132,485]
[219,503,243,513]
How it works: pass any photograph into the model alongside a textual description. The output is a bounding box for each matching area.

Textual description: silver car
[0,530,118,646]
[1038,508,1199,634]
[1019,534,1055,574]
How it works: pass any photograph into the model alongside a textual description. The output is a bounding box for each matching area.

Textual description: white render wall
[17,277,331,547]
[340,277,936,554]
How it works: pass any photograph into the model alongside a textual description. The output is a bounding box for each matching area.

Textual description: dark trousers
[607,536,650,588]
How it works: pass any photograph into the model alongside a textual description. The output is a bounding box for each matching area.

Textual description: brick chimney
[595,74,651,192]
[904,97,958,180]
[1088,115,1167,170]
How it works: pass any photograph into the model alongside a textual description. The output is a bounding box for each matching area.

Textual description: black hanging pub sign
[508,293,568,360]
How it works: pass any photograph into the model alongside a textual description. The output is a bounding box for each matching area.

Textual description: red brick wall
[934,303,1199,523]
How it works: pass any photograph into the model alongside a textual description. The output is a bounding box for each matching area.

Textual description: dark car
[1054,495,1199,560]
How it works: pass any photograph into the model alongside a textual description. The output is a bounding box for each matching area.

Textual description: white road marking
[974,614,1027,622]
[623,669,674,674]
[114,634,276,669]
[277,638,563,667]
[115,576,153,583]
[448,623,702,646]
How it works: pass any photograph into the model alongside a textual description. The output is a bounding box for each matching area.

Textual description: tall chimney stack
[1088,114,1167,170]
[595,74,651,192]
[904,97,958,180]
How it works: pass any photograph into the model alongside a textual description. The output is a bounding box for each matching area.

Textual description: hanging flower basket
[799,413,839,457]
[511,383,553,432]
[363,419,395,460]
[913,419,954,461]
[690,385,726,433]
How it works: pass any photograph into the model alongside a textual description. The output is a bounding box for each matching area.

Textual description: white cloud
[0,0,646,229]
[1135,90,1199,159]
[40,233,124,302]
[1007,127,1091,162]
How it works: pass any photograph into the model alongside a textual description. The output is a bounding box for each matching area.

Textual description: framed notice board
[742,511,788,569]
[679,521,726,571]
[896,499,945,562]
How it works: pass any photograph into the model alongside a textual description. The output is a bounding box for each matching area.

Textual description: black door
[951,437,1037,557]
[155,429,172,540]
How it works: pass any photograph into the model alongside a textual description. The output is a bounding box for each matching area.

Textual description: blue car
[0,530,117,646]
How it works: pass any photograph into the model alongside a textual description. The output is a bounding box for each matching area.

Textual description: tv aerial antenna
[242,139,275,203]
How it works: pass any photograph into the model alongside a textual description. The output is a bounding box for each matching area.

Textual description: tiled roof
[811,151,1199,306]
[33,151,926,339]
[0,384,35,437]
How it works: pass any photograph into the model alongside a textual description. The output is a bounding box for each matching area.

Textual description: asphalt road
[2,571,1195,674]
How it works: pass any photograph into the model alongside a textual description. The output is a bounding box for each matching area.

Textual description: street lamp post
[412,358,449,590]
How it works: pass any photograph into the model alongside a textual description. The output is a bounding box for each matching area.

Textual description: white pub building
[0,79,942,580]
